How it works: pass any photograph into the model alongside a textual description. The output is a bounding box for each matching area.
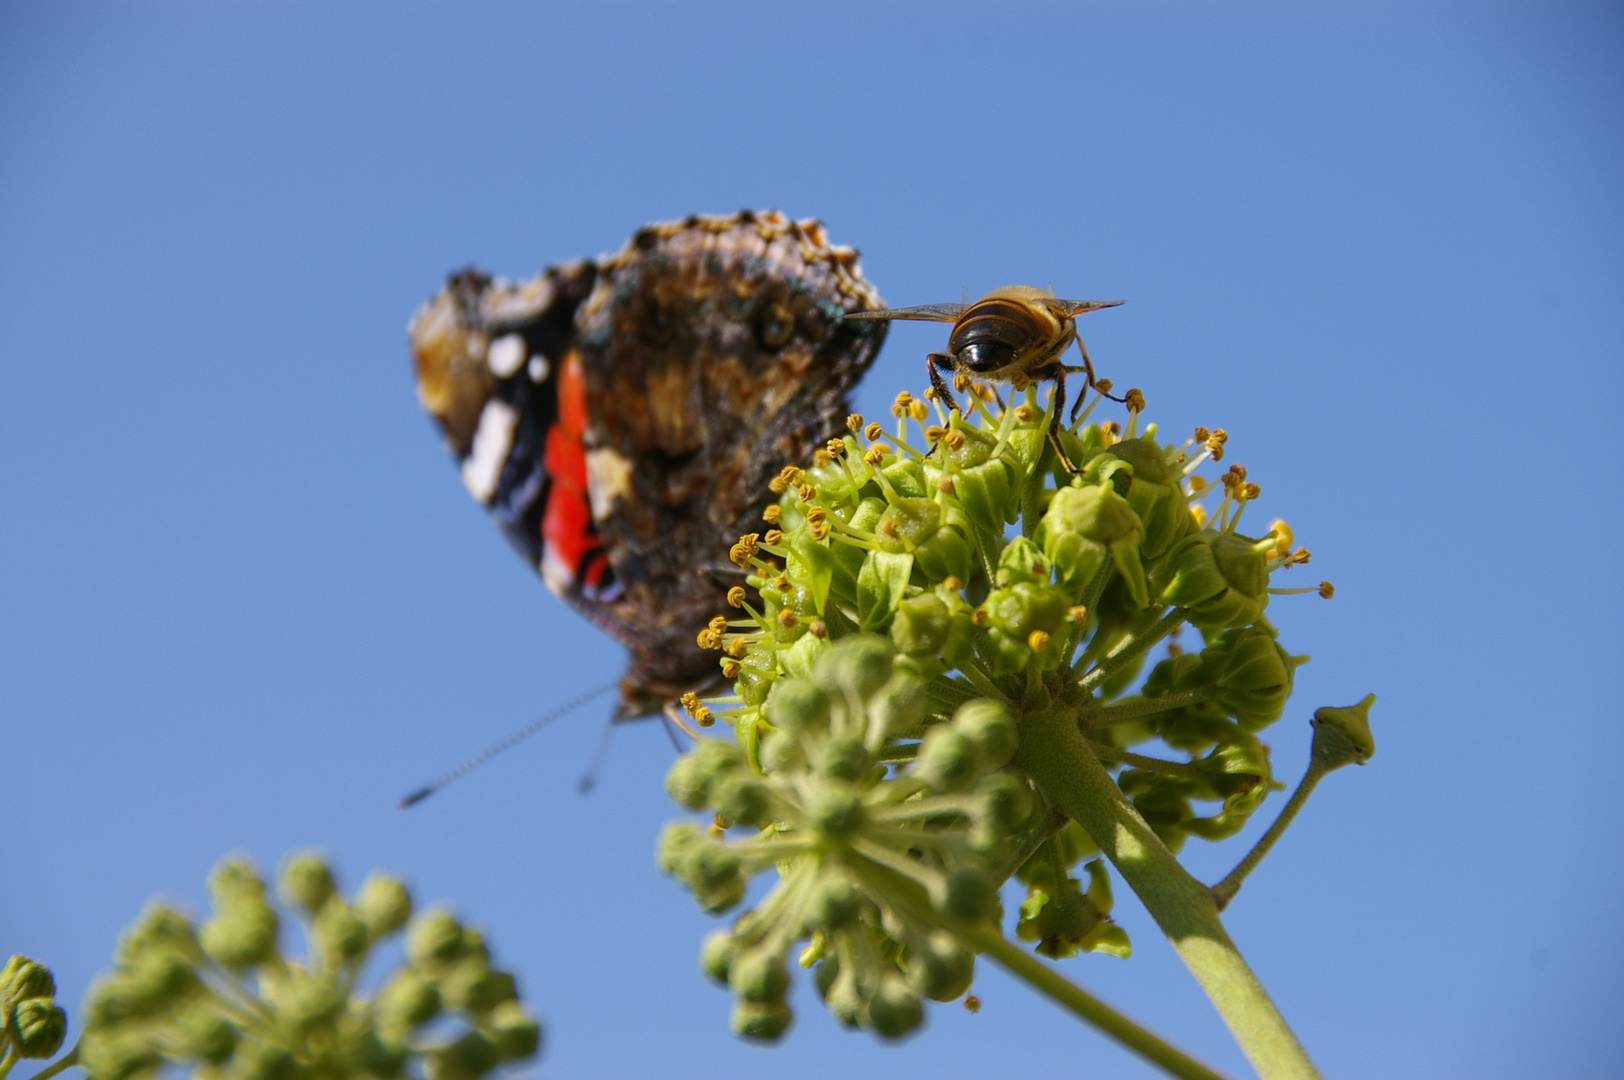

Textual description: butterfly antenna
[398,681,617,808]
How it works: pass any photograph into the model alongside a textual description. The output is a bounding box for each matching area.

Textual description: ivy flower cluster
[664,377,1341,1047]
[76,854,540,1080]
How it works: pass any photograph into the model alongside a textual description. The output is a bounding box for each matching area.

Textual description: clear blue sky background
[3,3,1620,1077]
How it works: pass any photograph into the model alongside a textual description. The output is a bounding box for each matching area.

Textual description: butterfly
[409,210,888,723]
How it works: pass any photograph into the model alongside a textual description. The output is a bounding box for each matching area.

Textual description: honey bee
[844,285,1123,471]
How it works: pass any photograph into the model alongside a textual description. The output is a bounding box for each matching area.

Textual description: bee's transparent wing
[841,302,967,323]
[1038,298,1126,318]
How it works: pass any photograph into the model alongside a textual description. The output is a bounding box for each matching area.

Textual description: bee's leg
[1048,373,1080,474]
[1067,335,1125,409]
[928,355,960,416]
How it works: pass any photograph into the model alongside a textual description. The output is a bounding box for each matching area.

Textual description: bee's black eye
[958,341,1015,372]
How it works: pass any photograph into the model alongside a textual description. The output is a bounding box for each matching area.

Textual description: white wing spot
[460,398,518,504]
[486,333,526,378]
[527,354,551,383]
[586,446,634,521]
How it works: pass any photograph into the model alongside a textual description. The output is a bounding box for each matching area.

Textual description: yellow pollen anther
[797,483,816,502]
[943,430,966,451]
[923,386,939,401]
[909,400,929,422]
[971,382,996,403]
[863,446,888,466]
[805,506,827,524]
[812,449,831,467]
[1013,405,1035,422]
[1188,475,1208,493]
[1011,372,1032,392]
[936,475,956,494]
[1270,519,1294,551]
[808,520,830,540]
[964,995,982,1014]
[1124,388,1146,413]
[846,413,864,432]
[680,691,702,713]
[762,504,782,524]
[925,425,947,443]
[826,438,847,457]
[941,575,963,591]
[768,475,787,494]
[696,628,722,650]
[777,609,798,627]
[809,619,828,638]
[1167,642,1183,658]
[1242,482,1261,500]
[1095,378,1114,395]
[1067,605,1088,624]
[864,422,883,442]
[971,607,989,626]
[708,822,725,840]
[764,529,784,545]
[1191,505,1208,528]
[708,615,728,633]
[729,533,760,567]
[694,705,714,728]
[1028,630,1051,651]
[1193,426,1210,442]
[773,573,792,592]
[720,659,741,679]
[892,391,914,415]
[1292,548,1311,564]
[1318,581,1335,599]
[724,638,748,658]
[953,373,972,393]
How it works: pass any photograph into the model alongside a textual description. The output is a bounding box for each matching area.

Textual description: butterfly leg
[928,354,961,416]
[1048,372,1080,474]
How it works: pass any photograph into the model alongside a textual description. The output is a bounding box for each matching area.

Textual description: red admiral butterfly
[410,211,888,720]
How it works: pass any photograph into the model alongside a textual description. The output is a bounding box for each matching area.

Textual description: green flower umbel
[77,853,541,1080]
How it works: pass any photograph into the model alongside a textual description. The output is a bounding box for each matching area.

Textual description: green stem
[0,1045,18,1080]
[970,521,1002,589]
[1087,742,1218,785]
[1210,763,1326,912]
[1077,687,1216,728]
[965,927,1236,1080]
[1078,608,1186,693]
[20,1044,77,1080]
[1011,701,1321,1080]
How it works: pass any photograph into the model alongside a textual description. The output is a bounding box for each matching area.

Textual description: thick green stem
[965,927,1236,1080]
[1012,701,1321,1080]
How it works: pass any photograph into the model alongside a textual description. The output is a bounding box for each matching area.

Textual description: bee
[844,285,1123,471]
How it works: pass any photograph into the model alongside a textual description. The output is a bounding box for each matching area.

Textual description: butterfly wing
[410,211,887,718]
[573,211,887,714]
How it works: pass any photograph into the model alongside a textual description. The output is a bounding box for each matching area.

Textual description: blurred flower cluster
[77,854,540,1080]
[665,378,1330,1040]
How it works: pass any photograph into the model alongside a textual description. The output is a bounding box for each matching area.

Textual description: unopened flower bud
[426,1031,499,1080]
[1312,693,1377,766]
[357,873,413,937]
[729,948,790,1005]
[406,910,468,973]
[0,957,54,1027]
[488,1000,541,1060]
[12,998,66,1058]
[807,877,863,930]
[731,1000,793,1042]
[865,975,924,1039]
[915,729,983,793]
[905,931,975,1003]
[377,968,441,1029]
[952,700,1017,769]
[764,677,830,733]
[314,900,369,965]
[278,853,336,914]
[700,930,739,985]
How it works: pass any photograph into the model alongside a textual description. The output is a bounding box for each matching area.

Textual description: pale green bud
[865,975,924,1040]
[356,874,412,937]
[905,931,975,1003]
[729,948,789,1005]
[953,699,1016,769]
[700,930,738,985]
[731,1000,793,1042]
[277,853,335,914]
[426,1031,498,1080]
[488,1000,541,1060]
[11,998,67,1058]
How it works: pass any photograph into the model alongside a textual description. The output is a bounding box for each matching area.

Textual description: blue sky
[3,3,1620,1077]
